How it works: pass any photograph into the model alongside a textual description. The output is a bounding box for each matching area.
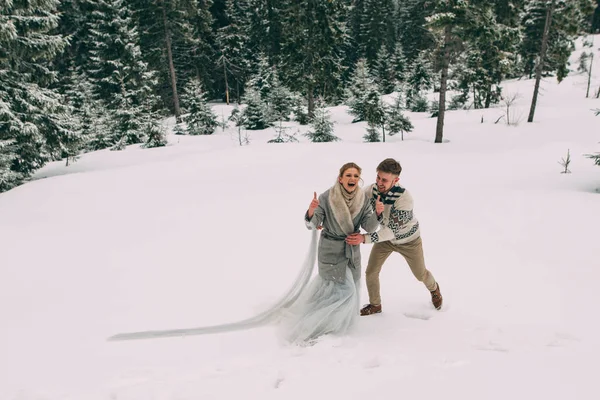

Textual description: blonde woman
[280,162,381,345]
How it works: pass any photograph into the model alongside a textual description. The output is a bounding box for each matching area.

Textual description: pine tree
[87,0,159,147]
[0,0,70,191]
[426,1,498,142]
[292,94,310,125]
[228,105,250,145]
[247,0,282,64]
[246,54,277,100]
[392,42,408,84]
[396,0,437,61]
[267,75,294,122]
[374,46,396,94]
[362,89,386,142]
[350,0,396,64]
[346,59,378,122]
[521,0,594,81]
[131,0,212,118]
[63,68,102,153]
[216,0,252,104]
[182,79,218,135]
[386,96,414,141]
[405,53,434,110]
[143,120,168,148]
[0,141,19,192]
[363,125,381,142]
[52,0,97,93]
[279,0,349,114]
[304,105,339,142]
[241,87,271,129]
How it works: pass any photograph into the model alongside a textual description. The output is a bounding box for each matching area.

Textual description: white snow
[1,36,600,400]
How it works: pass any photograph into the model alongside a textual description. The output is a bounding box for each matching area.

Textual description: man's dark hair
[376,158,402,176]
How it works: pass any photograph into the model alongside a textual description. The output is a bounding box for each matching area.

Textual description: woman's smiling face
[338,167,360,192]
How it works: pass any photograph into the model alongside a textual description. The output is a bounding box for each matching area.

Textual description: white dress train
[279,267,360,345]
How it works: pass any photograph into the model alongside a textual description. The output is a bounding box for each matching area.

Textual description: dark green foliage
[0,0,71,191]
[182,79,219,135]
[305,105,338,142]
[386,96,414,140]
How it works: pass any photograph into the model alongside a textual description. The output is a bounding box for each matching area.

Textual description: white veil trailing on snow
[107,230,318,341]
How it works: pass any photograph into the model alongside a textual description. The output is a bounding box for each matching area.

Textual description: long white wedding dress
[279,267,360,345]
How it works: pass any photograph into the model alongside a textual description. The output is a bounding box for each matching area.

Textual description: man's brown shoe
[431,283,443,310]
[360,304,382,316]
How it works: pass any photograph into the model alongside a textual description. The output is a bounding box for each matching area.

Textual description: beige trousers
[365,236,437,305]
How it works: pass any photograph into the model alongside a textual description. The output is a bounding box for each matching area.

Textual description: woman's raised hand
[308,192,319,218]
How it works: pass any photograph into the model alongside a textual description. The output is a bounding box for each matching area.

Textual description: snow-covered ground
[1,37,600,400]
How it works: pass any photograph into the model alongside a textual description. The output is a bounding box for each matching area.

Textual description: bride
[280,162,380,345]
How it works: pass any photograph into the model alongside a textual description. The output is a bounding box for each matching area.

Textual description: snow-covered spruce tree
[0,141,19,192]
[0,0,71,191]
[181,79,218,135]
[241,86,271,130]
[173,122,186,135]
[247,60,294,122]
[229,105,250,146]
[520,0,594,81]
[304,104,339,142]
[63,68,107,153]
[449,7,519,110]
[267,74,294,122]
[363,125,381,142]
[362,89,387,142]
[87,0,159,148]
[386,95,414,141]
[346,59,378,123]
[374,45,396,95]
[247,0,283,64]
[291,94,310,125]
[392,42,408,85]
[247,53,277,100]
[279,0,348,114]
[396,0,437,61]
[216,0,253,104]
[131,0,216,119]
[268,121,299,143]
[350,0,397,65]
[405,53,434,111]
[143,119,168,148]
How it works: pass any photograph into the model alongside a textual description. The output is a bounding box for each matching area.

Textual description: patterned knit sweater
[364,183,420,245]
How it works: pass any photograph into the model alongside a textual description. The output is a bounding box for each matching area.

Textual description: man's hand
[375,195,384,216]
[308,192,319,218]
[345,233,365,245]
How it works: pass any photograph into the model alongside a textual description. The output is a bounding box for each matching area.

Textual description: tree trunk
[307,84,315,119]
[485,84,492,108]
[586,52,594,98]
[223,59,230,105]
[162,3,181,120]
[435,25,452,144]
[528,0,555,123]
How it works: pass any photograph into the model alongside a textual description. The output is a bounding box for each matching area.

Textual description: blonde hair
[339,162,362,178]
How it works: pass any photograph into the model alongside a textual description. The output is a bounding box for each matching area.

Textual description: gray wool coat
[304,189,379,282]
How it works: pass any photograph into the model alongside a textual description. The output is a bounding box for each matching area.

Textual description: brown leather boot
[431,283,443,310]
[360,303,382,316]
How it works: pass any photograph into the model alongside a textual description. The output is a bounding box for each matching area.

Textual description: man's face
[339,167,361,192]
[376,171,399,194]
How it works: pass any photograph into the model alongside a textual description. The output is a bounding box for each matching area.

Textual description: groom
[345,158,443,314]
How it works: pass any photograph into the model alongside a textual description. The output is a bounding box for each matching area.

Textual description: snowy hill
[1,37,599,400]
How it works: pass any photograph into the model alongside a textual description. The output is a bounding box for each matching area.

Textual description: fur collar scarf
[328,182,364,235]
